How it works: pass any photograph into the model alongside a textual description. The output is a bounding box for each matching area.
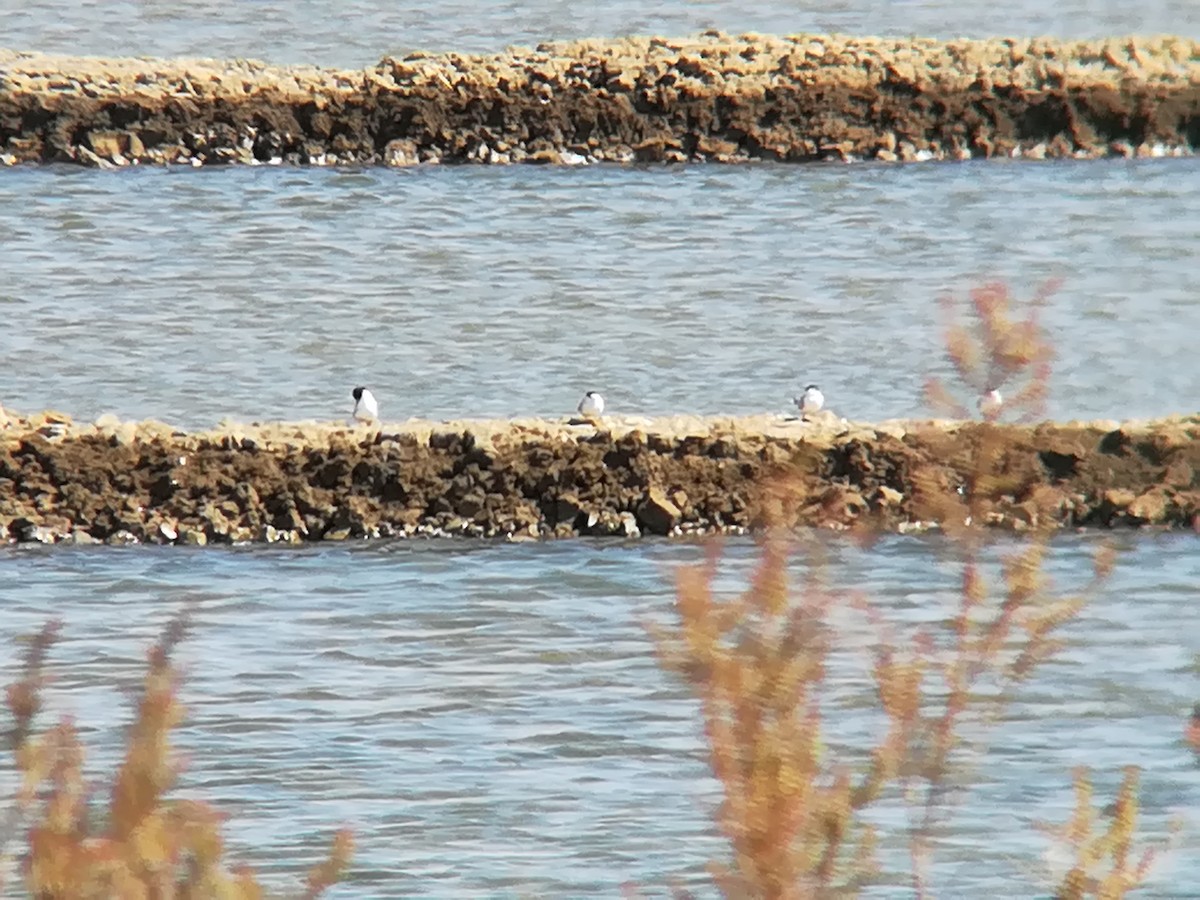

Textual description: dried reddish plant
[924,279,1059,423]
[654,536,888,897]
[1041,766,1180,898]
[655,280,1163,897]
[896,542,1116,896]
[304,827,356,899]
[656,528,1121,897]
[1,617,352,898]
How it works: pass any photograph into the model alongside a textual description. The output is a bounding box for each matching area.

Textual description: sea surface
[1,160,1198,430]
[1,535,1198,897]
[3,2,1200,897]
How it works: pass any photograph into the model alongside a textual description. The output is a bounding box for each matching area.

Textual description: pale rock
[1127,491,1167,522]
[77,146,114,169]
[1103,488,1136,509]
[109,423,138,446]
[877,485,904,506]
[619,512,641,538]
[88,131,126,158]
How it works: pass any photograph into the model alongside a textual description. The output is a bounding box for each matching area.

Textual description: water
[1,534,1198,896]
[1,0,1197,67]
[1,160,1198,430]
[4,3,1200,895]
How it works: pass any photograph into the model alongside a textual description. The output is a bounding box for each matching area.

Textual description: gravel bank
[1,408,1197,545]
[1,33,1197,168]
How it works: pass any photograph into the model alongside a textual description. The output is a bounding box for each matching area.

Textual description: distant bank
[0,33,1197,168]
[0,409,1196,544]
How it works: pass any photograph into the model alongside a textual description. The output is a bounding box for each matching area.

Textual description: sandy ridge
[1,32,1198,167]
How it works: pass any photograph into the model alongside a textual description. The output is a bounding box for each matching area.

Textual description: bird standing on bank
[794,384,824,420]
[352,386,379,423]
[577,391,605,420]
[978,387,1003,418]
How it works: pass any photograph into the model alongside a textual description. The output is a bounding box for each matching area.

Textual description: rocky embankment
[1,32,1197,168]
[0,408,1198,545]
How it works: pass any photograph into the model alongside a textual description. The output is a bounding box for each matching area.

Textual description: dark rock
[455,490,487,519]
[429,431,462,452]
[10,517,54,543]
[1099,430,1132,456]
[542,493,584,528]
[272,504,307,535]
[321,504,366,538]
[148,473,177,505]
[637,488,681,535]
[1039,449,1080,481]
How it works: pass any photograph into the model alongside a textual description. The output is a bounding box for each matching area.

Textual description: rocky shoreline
[1,32,1198,168]
[0,409,1197,546]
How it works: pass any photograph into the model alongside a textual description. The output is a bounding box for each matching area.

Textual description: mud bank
[1,32,1198,168]
[0,409,1198,545]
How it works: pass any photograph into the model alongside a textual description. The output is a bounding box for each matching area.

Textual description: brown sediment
[1,409,1198,545]
[1,32,1198,168]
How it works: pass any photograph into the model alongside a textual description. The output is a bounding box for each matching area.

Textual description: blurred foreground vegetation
[1,616,352,898]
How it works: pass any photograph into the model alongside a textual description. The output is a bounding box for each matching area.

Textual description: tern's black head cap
[805,383,819,391]
[352,386,365,401]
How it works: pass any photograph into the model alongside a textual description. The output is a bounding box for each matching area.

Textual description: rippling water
[1,535,1198,896]
[3,0,1198,67]
[1,160,1199,430]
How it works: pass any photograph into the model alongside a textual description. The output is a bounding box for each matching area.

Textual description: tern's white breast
[578,392,604,417]
[354,389,379,422]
